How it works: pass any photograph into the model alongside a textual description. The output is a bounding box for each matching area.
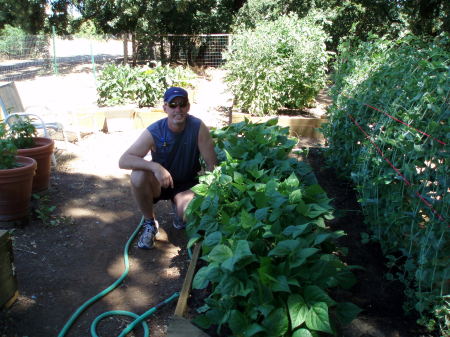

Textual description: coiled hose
[57,217,180,337]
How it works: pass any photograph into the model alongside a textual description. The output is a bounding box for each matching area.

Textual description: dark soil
[0,133,437,336]
[0,130,191,337]
[304,148,435,337]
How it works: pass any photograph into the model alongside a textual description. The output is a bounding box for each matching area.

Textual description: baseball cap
[163,87,188,103]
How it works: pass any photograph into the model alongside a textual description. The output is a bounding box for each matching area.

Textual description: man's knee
[130,170,160,196]
[130,170,159,188]
[130,170,148,188]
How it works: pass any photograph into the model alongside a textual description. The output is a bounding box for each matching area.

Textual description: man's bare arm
[119,129,173,188]
[198,122,218,171]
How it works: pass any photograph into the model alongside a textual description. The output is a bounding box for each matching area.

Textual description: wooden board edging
[174,242,202,317]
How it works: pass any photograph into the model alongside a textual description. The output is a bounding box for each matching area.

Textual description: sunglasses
[168,101,188,108]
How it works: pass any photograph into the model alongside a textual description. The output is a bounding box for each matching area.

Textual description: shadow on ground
[1,156,188,337]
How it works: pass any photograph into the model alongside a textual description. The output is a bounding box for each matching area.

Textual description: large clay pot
[17,137,54,192]
[0,156,37,222]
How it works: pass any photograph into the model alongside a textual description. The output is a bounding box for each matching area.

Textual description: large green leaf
[222,240,255,272]
[292,328,314,337]
[208,244,233,263]
[282,224,311,238]
[204,231,222,247]
[335,302,362,325]
[305,302,332,333]
[229,309,248,335]
[268,239,300,257]
[304,285,336,307]
[272,275,291,293]
[191,183,209,196]
[240,210,256,229]
[288,294,308,328]
[291,248,320,268]
[193,266,212,289]
[289,189,303,203]
[285,172,300,188]
[262,307,289,336]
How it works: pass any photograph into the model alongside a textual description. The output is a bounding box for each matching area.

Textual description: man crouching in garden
[119,87,217,249]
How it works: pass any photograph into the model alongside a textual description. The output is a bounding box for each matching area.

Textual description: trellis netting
[322,33,449,334]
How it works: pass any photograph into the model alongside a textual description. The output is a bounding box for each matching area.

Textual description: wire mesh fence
[0,34,231,82]
[146,34,231,67]
[0,35,124,82]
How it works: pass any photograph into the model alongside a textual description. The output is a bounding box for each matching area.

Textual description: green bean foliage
[186,119,361,336]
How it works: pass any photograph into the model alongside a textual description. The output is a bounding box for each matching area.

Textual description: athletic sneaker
[137,218,158,249]
[172,203,186,230]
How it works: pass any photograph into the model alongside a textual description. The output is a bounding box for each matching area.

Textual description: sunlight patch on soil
[64,207,127,223]
[107,256,129,278]
[163,267,181,279]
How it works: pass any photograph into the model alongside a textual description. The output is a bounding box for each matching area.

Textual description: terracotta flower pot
[17,137,54,192]
[0,156,37,222]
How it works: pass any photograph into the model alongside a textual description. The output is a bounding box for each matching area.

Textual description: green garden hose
[57,217,179,337]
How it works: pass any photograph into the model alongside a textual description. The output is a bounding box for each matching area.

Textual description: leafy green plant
[224,13,328,116]
[96,63,197,107]
[322,33,449,334]
[186,119,361,336]
[0,122,18,169]
[9,118,37,149]
[32,194,73,227]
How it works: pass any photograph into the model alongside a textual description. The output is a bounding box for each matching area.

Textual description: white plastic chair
[0,81,68,165]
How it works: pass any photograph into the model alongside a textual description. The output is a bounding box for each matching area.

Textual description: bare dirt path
[2,68,234,337]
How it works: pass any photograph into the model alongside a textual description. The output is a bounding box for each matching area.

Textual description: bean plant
[96,63,197,107]
[186,119,361,336]
[322,33,449,334]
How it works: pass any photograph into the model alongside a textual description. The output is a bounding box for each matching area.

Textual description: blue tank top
[147,115,201,183]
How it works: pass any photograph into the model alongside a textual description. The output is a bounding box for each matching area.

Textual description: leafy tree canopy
[0,0,47,34]
[233,0,449,51]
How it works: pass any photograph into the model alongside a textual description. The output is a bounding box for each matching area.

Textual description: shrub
[322,33,449,335]
[0,25,47,60]
[224,13,329,116]
[96,63,197,107]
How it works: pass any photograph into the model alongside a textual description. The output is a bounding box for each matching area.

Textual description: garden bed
[0,133,436,337]
[179,148,435,337]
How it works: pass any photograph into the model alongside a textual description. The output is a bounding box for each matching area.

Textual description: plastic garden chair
[0,81,68,165]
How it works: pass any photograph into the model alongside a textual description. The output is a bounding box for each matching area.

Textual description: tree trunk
[123,33,129,65]
[131,33,137,66]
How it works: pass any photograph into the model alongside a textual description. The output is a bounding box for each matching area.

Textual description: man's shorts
[153,179,199,203]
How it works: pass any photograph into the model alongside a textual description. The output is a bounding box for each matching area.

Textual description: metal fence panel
[148,34,230,67]
[0,34,231,82]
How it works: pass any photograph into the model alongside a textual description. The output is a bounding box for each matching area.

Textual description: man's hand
[153,163,174,189]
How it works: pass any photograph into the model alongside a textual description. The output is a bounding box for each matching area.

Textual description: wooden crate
[0,230,18,309]
[231,111,327,140]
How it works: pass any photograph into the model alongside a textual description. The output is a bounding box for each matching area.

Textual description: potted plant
[9,118,54,192]
[0,122,37,223]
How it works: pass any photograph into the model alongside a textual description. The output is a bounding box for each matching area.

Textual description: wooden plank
[167,316,210,337]
[0,230,18,309]
[3,290,18,309]
[174,243,201,317]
